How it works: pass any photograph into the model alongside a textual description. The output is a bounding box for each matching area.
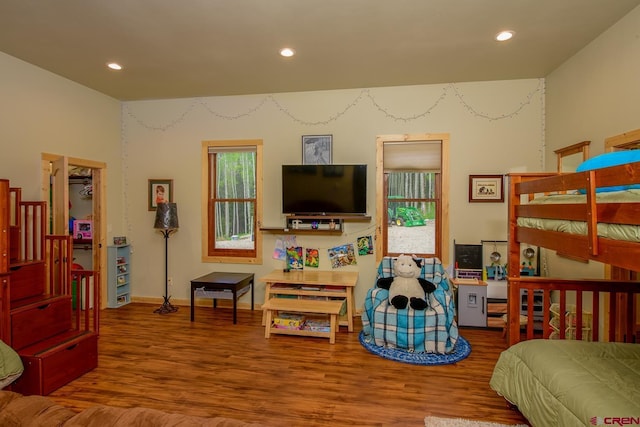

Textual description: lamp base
[154,296,178,315]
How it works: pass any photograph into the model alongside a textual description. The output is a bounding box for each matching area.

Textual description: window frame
[201,139,263,264]
[375,134,449,265]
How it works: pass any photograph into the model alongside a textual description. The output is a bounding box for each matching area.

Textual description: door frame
[42,153,107,309]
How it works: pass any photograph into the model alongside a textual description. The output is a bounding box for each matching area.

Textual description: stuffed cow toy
[376,254,436,310]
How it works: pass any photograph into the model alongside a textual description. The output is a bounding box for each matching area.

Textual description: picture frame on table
[148,179,173,211]
[468,174,504,203]
[302,135,332,165]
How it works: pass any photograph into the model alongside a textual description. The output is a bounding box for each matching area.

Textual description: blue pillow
[575,150,640,193]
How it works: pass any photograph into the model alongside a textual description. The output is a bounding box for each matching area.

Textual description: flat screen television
[282,164,367,215]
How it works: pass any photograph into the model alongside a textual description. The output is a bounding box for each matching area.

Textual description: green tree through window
[202,140,262,263]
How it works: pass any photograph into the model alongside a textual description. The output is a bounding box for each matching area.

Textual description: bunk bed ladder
[1,179,99,395]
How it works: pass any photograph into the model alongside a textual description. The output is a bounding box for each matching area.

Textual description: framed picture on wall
[148,179,174,211]
[113,236,127,245]
[302,134,332,165]
[468,174,504,203]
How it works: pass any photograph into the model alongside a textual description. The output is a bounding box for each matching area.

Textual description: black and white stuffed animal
[376,254,436,310]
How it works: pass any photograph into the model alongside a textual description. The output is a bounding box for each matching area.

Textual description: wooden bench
[262,298,345,344]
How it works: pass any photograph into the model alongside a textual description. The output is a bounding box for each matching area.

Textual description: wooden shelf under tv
[260,215,371,235]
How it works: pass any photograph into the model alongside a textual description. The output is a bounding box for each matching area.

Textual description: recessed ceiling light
[279,47,295,58]
[107,62,122,70]
[495,31,514,42]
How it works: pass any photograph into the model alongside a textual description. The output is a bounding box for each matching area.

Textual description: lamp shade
[154,203,179,230]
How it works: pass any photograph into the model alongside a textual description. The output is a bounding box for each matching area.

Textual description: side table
[190,272,254,324]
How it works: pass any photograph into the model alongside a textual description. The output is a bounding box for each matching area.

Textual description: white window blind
[208,146,256,154]
[383,141,441,172]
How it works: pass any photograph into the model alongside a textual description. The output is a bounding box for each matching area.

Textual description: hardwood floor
[47,303,529,426]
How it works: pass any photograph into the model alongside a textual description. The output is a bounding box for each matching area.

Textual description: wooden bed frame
[506,129,640,345]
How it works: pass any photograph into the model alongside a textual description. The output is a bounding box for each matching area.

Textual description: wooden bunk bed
[505,129,640,343]
[490,129,640,426]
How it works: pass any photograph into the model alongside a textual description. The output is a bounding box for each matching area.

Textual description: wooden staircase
[0,179,99,395]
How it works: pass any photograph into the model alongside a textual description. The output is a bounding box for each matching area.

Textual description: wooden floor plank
[46,303,529,426]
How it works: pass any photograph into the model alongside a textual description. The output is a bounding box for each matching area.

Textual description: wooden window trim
[375,134,449,265]
[201,140,263,264]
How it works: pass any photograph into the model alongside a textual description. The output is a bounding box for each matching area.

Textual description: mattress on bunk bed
[490,339,640,427]
[516,189,640,242]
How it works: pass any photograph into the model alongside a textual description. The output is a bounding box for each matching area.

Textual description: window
[375,134,449,265]
[202,140,262,264]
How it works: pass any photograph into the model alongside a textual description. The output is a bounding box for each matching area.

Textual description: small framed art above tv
[302,135,332,165]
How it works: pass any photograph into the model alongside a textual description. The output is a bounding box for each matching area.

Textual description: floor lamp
[154,202,179,314]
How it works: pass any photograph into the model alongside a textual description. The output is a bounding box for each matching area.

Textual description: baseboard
[128,296,363,316]
[130,296,258,310]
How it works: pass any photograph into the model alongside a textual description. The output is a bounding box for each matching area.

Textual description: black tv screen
[282,165,367,215]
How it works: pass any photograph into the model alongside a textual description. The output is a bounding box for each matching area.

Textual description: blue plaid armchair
[361,256,458,354]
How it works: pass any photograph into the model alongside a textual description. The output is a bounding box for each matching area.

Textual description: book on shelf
[273,313,305,330]
[271,284,300,290]
[299,295,327,301]
[304,319,330,332]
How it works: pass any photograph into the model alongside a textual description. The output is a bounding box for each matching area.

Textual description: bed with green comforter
[0,340,23,389]
[490,339,640,427]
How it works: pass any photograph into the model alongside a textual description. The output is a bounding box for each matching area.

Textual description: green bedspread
[490,340,640,427]
[0,339,23,389]
[516,189,640,242]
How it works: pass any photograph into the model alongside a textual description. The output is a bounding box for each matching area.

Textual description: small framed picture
[113,236,127,246]
[469,174,504,203]
[148,179,173,211]
[302,135,332,165]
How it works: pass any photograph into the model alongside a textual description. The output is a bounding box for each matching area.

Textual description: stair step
[9,261,45,302]
[14,331,98,396]
[9,259,44,269]
[18,330,94,357]
[11,295,73,350]
[10,294,69,312]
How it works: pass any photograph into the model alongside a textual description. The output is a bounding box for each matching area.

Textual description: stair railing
[72,269,100,333]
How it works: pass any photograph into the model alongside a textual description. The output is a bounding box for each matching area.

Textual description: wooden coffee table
[190,272,254,324]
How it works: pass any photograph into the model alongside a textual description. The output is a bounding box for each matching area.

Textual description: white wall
[3,6,638,315]
[0,52,123,233]
[123,80,544,307]
[545,4,640,279]
[546,5,640,161]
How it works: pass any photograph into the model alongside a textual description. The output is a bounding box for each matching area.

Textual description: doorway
[41,153,107,309]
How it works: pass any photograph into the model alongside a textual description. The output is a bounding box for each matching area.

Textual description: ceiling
[1,1,639,101]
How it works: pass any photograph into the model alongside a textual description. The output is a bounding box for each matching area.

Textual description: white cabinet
[107,244,131,308]
[456,281,487,327]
